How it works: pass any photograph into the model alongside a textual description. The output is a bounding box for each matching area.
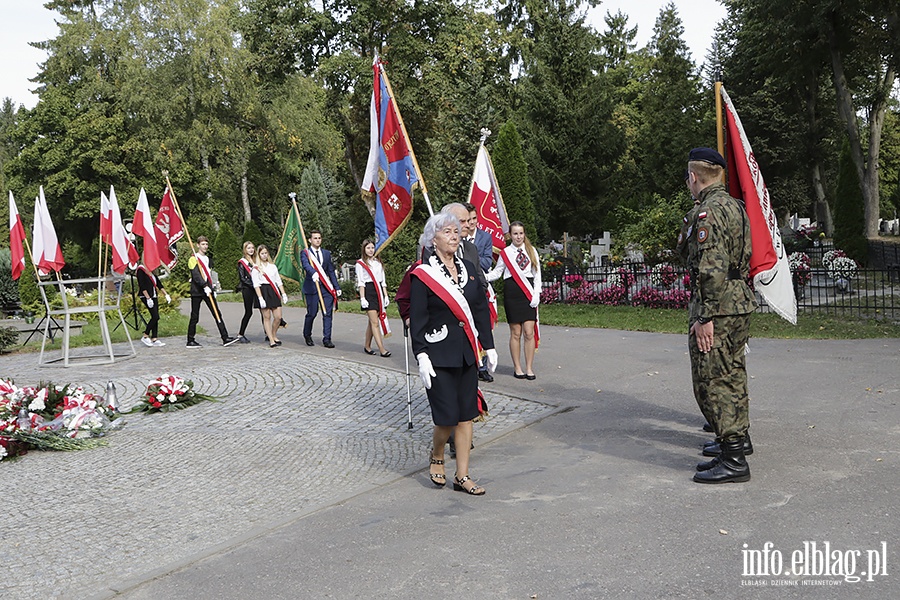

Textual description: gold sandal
[429,451,446,487]
[453,474,485,495]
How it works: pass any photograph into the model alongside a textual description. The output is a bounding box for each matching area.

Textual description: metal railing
[542,260,900,319]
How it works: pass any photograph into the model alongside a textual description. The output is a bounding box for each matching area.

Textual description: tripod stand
[114,271,147,332]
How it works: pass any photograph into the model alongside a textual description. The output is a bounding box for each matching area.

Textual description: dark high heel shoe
[364,347,377,355]
[429,450,446,487]
[453,475,485,495]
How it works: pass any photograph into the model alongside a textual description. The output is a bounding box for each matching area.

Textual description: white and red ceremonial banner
[133,188,161,271]
[9,192,27,280]
[108,186,139,274]
[467,141,510,258]
[720,86,797,324]
[100,191,112,243]
[154,187,184,269]
[32,186,65,275]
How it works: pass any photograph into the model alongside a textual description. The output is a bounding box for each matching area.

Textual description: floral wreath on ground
[649,263,678,288]
[0,380,121,461]
[128,374,217,414]
[788,252,812,287]
[827,256,858,281]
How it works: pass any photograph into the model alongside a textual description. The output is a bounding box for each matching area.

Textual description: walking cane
[404,323,413,429]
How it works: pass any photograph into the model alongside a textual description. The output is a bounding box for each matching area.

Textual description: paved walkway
[2,301,899,599]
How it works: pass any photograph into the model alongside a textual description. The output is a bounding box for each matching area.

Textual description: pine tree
[298,160,332,241]
[212,222,241,291]
[491,121,535,242]
[833,140,868,265]
[243,220,265,246]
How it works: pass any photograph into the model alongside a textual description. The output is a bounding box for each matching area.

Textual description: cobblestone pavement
[0,332,558,600]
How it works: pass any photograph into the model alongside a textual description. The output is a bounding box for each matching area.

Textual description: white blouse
[486,244,541,289]
[355,259,386,286]
[252,262,283,290]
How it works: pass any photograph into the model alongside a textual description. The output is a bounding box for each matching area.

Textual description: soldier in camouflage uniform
[683,148,758,484]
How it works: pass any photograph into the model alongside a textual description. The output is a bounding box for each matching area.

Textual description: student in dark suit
[136,264,170,347]
[410,212,498,496]
[300,230,342,348]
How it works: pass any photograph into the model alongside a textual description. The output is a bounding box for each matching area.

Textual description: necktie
[316,249,322,263]
[516,248,529,270]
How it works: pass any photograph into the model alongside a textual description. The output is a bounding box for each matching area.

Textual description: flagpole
[163,171,222,323]
[377,61,434,217]
[289,193,327,313]
[715,81,724,157]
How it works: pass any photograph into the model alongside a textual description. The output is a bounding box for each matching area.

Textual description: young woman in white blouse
[355,238,391,357]
[252,245,289,348]
[485,222,541,379]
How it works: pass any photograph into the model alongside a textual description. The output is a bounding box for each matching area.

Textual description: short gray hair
[421,213,460,248]
[441,203,469,221]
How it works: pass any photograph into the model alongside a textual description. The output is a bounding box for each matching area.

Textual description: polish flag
[133,188,160,271]
[32,186,65,275]
[8,191,26,280]
[100,190,112,243]
[108,186,139,274]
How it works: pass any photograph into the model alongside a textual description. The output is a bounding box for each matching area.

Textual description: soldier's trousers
[689,313,751,442]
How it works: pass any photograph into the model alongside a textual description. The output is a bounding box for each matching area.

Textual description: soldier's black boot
[693,438,751,484]
[696,455,720,472]
[703,432,753,457]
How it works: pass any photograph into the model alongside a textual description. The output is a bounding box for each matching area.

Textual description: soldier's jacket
[686,182,758,322]
[676,203,699,265]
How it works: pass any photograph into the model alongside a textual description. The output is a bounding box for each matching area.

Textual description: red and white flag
[721,86,797,324]
[108,186,139,274]
[32,186,65,275]
[154,187,184,269]
[133,188,160,271]
[467,141,510,258]
[100,190,112,243]
[8,191,27,280]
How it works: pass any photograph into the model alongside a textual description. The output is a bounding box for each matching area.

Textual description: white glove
[360,298,369,309]
[312,272,320,283]
[530,294,540,308]
[282,293,288,304]
[416,353,436,390]
[384,295,390,307]
[164,293,171,303]
[258,297,267,309]
[146,298,154,309]
[336,289,342,297]
[485,348,498,373]
[203,286,211,296]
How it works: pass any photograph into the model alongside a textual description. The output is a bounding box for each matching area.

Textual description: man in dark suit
[301,230,342,348]
[464,202,494,273]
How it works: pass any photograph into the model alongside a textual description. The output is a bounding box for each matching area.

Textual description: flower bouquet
[649,263,678,288]
[788,252,812,287]
[128,374,217,413]
[1,380,120,460]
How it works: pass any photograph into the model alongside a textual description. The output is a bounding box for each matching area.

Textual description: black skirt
[503,277,536,323]
[259,285,282,309]
[361,282,380,311]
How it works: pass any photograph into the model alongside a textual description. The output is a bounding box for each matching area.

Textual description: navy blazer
[470,228,494,272]
[300,247,340,295]
[410,257,494,368]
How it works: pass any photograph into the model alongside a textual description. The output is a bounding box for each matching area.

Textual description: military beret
[689,147,726,168]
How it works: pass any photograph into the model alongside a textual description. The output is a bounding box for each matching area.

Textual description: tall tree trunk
[804,74,833,236]
[241,170,251,224]
[828,19,895,238]
[810,163,833,236]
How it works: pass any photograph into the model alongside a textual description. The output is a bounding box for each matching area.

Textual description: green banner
[274,208,304,284]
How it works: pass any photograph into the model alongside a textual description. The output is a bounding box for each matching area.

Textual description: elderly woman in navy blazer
[410,212,498,495]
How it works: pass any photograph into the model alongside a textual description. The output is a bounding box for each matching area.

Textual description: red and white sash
[138,265,158,296]
[500,246,541,348]
[193,253,214,288]
[411,262,481,360]
[305,248,338,304]
[260,265,280,297]
[356,259,391,337]
[239,257,254,277]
